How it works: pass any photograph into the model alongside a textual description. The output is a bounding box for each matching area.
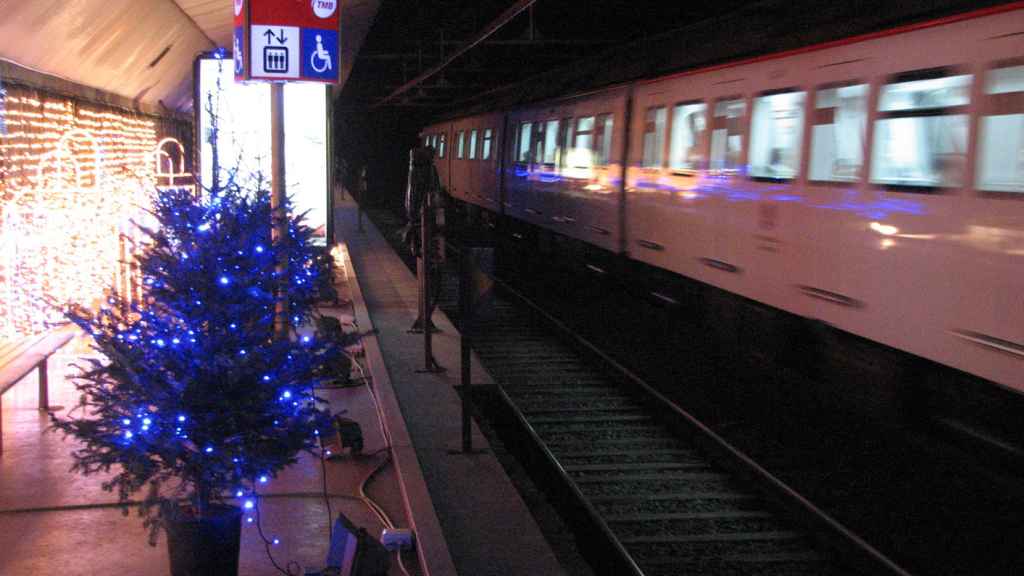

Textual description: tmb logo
[312,0,337,19]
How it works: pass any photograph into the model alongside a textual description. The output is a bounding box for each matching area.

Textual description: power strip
[380,528,414,551]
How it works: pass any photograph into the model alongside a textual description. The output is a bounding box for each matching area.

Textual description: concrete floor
[0,329,416,575]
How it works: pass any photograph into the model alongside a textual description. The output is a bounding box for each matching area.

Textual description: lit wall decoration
[0,84,181,339]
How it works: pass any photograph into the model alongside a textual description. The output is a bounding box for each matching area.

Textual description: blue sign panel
[233,27,246,79]
[301,28,338,81]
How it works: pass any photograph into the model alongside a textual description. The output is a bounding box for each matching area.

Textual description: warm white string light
[0,87,189,338]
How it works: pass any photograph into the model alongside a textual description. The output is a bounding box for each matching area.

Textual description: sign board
[234,0,340,83]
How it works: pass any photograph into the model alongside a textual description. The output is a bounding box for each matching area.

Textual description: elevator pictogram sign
[234,0,340,83]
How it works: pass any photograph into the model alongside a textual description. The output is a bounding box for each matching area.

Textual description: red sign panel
[234,0,340,84]
[250,0,339,30]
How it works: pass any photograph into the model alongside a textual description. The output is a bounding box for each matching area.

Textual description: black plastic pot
[165,503,243,576]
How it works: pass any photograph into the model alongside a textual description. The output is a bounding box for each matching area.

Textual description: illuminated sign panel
[234,0,340,84]
[198,58,328,235]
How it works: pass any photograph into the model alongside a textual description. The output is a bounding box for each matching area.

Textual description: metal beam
[376,0,538,106]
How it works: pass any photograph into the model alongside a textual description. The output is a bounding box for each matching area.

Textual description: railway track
[446,292,843,576]
[365,208,907,576]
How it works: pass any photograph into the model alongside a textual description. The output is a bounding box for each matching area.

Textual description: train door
[451,124,471,204]
[797,61,875,324]
[626,79,727,283]
[531,114,566,233]
[476,119,501,212]
[738,67,814,310]
[702,87,750,296]
[560,89,627,254]
[953,55,1024,387]
[505,113,535,222]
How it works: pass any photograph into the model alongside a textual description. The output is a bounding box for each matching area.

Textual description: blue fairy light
[259,475,268,484]
[262,375,271,382]
[247,517,254,524]
[177,415,186,423]
[204,446,214,454]
[124,431,134,439]
[197,223,211,232]
[255,245,265,254]
[281,390,292,399]
[272,538,280,546]
[236,490,243,498]
[244,500,254,510]
[143,418,151,426]
[122,418,132,426]
[229,323,237,330]
[219,275,230,286]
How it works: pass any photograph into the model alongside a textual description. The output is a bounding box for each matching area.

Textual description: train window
[669,101,707,171]
[482,128,493,160]
[871,70,972,189]
[517,122,532,163]
[710,97,745,172]
[469,130,478,160]
[569,116,595,168]
[457,131,466,159]
[533,122,546,164]
[976,64,1024,193]
[560,118,574,167]
[642,107,667,168]
[544,120,560,164]
[809,83,867,182]
[439,133,446,158]
[749,90,806,180]
[595,114,614,166]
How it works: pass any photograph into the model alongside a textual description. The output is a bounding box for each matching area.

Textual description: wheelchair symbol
[234,35,244,75]
[310,34,333,73]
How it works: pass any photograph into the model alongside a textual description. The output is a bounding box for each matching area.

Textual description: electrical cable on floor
[340,329,412,576]
[320,445,334,542]
[252,490,297,576]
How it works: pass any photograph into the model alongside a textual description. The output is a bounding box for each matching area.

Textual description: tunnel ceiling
[0,0,378,115]
[342,0,1011,121]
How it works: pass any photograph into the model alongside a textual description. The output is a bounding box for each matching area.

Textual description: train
[418,4,1024,418]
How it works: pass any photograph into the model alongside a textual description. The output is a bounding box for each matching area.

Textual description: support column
[271,83,289,340]
[37,358,48,412]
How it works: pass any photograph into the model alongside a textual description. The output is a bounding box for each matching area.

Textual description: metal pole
[421,178,433,370]
[460,245,473,452]
[271,83,289,341]
[37,359,49,412]
[357,168,365,233]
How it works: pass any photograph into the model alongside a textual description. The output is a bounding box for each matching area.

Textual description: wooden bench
[0,326,77,453]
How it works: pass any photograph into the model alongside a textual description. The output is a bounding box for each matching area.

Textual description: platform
[333,196,566,576]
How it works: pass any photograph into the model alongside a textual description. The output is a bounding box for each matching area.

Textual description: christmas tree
[51,175,340,542]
